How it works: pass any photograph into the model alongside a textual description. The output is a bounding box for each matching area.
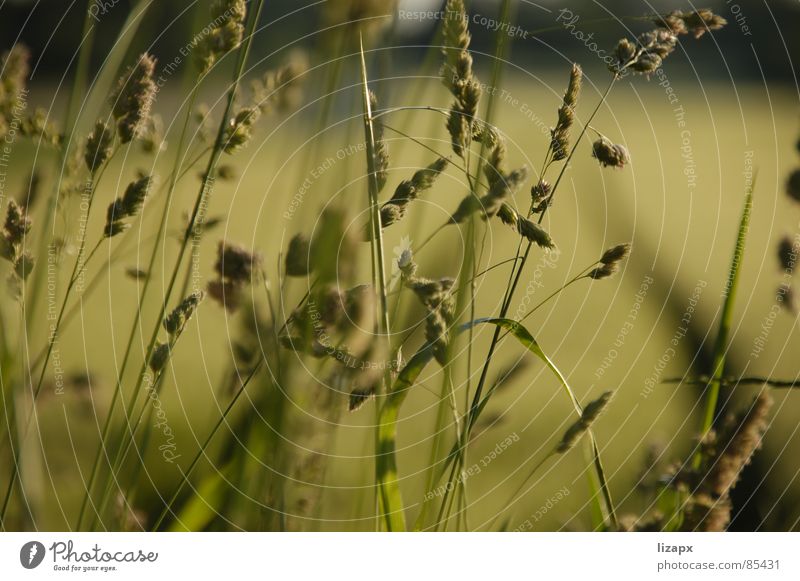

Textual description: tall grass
[1,1,794,533]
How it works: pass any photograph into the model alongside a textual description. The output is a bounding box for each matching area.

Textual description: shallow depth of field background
[4,0,800,530]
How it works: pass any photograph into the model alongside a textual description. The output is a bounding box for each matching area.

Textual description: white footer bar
[1,532,796,579]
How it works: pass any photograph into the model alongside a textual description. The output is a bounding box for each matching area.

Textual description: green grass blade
[468,317,616,528]
[377,345,437,531]
[420,317,617,529]
[698,175,756,453]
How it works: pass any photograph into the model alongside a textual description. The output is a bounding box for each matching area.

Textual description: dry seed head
[372,158,447,236]
[149,342,171,373]
[125,267,147,281]
[212,0,246,22]
[207,278,243,312]
[592,137,630,169]
[613,39,637,70]
[84,120,114,174]
[646,30,679,59]
[408,277,455,310]
[497,203,518,228]
[2,199,31,250]
[480,167,529,218]
[110,54,157,143]
[368,91,390,192]
[104,175,153,238]
[139,114,164,154]
[631,52,662,75]
[285,233,312,277]
[706,391,773,498]
[682,492,732,532]
[0,45,30,102]
[223,107,261,154]
[484,139,507,189]
[531,180,551,203]
[550,64,582,161]
[426,308,451,366]
[216,164,237,181]
[215,241,260,284]
[197,1,247,73]
[447,107,470,157]
[629,30,678,76]
[777,282,796,314]
[164,290,205,336]
[442,0,471,68]
[14,251,34,280]
[588,263,619,280]
[655,9,727,39]
[375,203,403,232]
[410,157,448,192]
[517,217,554,249]
[786,169,800,203]
[600,243,631,266]
[449,193,481,224]
[472,121,498,149]
[777,235,798,273]
[397,248,418,283]
[556,391,613,453]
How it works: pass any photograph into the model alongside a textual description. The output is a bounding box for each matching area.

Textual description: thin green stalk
[75,88,202,530]
[695,175,755,467]
[436,74,620,529]
[359,34,397,530]
[88,0,267,529]
[24,0,96,322]
[151,360,265,531]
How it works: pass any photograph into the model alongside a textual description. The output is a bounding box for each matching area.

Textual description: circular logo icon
[19,541,46,569]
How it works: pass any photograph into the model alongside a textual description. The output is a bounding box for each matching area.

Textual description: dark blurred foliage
[2,0,799,84]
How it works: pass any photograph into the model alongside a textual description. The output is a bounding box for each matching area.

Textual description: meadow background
[2,0,800,531]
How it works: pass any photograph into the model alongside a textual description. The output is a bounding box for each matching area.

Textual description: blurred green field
[13,68,800,531]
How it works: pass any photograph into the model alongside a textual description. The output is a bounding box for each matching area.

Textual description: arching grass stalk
[85,0,267,530]
[435,73,621,530]
[150,359,265,531]
[75,88,203,531]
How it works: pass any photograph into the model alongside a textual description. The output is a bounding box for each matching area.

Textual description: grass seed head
[222,107,261,153]
[215,241,260,284]
[777,235,798,273]
[197,0,247,72]
[706,391,772,497]
[368,91,390,192]
[556,391,613,453]
[164,290,205,336]
[484,138,507,189]
[655,9,727,38]
[517,217,554,249]
[497,203,518,228]
[600,243,631,265]
[588,263,619,280]
[592,136,630,168]
[110,54,157,143]
[786,169,800,203]
[84,120,114,174]
[105,175,153,238]
[286,233,312,277]
[777,282,796,314]
[550,64,582,161]
[149,342,171,373]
